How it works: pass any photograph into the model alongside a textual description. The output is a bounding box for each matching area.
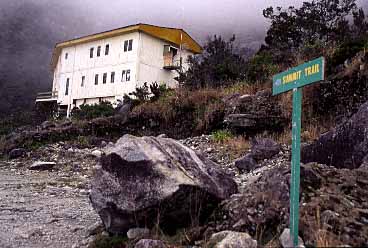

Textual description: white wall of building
[52,31,195,115]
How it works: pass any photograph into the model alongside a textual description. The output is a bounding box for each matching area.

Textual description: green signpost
[273,57,325,246]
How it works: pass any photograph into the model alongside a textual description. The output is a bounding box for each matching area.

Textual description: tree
[177,35,247,88]
[263,0,358,52]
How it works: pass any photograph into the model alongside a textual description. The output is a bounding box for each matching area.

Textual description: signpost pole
[290,87,302,246]
[272,57,324,247]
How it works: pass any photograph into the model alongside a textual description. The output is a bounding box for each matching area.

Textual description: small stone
[127,228,150,240]
[134,239,166,248]
[91,150,102,158]
[9,148,27,159]
[279,228,304,248]
[29,161,56,171]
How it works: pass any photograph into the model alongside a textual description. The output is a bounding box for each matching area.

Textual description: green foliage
[328,37,368,72]
[128,82,172,105]
[245,51,279,83]
[89,234,128,248]
[72,101,115,120]
[263,0,359,51]
[178,35,247,88]
[211,130,234,143]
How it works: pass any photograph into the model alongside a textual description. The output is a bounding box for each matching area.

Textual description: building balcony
[35,91,58,102]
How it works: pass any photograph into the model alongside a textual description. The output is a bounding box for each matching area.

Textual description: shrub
[72,101,115,120]
[245,51,279,83]
[211,130,234,143]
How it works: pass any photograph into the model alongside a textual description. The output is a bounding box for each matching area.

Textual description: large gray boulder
[302,101,368,169]
[89,135,237,235]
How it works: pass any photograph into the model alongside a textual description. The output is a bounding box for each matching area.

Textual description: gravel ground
[0,147,101,248]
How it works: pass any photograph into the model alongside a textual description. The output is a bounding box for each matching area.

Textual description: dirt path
[0,161,100,248]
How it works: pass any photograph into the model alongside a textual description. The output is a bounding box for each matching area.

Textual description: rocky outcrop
[215,160,368,247]
[224,90,287,134]
[206,231,257,248]
[235,138,281,172]
[89,135,237,235]
[302,101,368,169]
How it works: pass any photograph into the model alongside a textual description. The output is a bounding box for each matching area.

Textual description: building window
[111,72,115,83]
[126,69,131,81]
[105,44,110,55]
[128,39,133,51]
[95,74,99,85]
[124,40,133,52]
[65,78,70,95]
[103,73,107,84]
[65,53,68,60]
[90,48,94,58]
[97,46,101,57]
[124,41,128,52]
[121,70,126,82]
[81,76,85,87]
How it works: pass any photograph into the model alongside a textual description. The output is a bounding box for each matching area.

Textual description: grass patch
[211,130,234,143]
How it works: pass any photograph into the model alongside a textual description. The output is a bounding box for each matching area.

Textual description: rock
[127,228,150,240]
[29,161,56,171]
[302,101,368,169]
[9,148,27,159]
[91,150,102,158]
[157,134,167,138]
[250,138,281,161]
[87,221,103,236]
[235,154,257,172]
[223,90,286,134]
[206,231,257,248]
[279,228,305,248]
[134,239,166,248]
[300,163,322,189]
[41,121,56,130]
[90,135,237,235]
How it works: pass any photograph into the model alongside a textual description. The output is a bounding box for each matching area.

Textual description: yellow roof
[51,23,202,70]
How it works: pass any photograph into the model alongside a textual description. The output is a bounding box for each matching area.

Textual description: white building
[36,23,202,117]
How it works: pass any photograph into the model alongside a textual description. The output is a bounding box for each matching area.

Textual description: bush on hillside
[72,101,115,120]
[129,88,226,138]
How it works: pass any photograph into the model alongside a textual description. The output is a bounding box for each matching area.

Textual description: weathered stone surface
[224,90,286,134]
[279,228,304,248]
[134,239,166,248]
[29,161,56,171]
[9,148,26,160]
[302,101,368,169]
[127,228,150,240]
[250,138,281,161]
[206,231,257,248]
[235,154,257,172]
[90,135,238,234]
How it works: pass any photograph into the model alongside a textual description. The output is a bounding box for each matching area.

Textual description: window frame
[97,46,101,57]
[121,70,126,82]
[95,74,99,85]
[124,40,128,52]
[111,72,115,83]
[128,39,133,51]
[105,44,110,55]
[103,73,107,84]
[81,76,85,87]
[65,52,68,60]
[90,48,94,58]
[65,78,70,95]
[126,69,131,81]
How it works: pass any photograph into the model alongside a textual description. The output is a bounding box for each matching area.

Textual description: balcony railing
[36,91,58,101]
